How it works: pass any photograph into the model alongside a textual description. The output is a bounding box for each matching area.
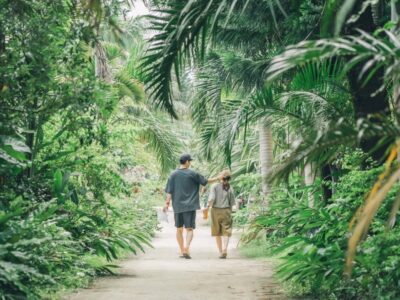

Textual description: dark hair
[179,158,187,164]
[223,176,231,181]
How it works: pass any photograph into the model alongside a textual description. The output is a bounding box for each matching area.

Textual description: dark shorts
[174,211,196,229]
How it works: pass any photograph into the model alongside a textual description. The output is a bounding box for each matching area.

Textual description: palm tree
[96,16,182,174]
[192,54,352,195]
[263,23,400,274]
[141,0,347,201]
[142,0,320,116]
[142,0,399,274]
[189,51,276,203]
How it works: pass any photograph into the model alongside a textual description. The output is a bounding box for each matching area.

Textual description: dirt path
[66,210,286,300]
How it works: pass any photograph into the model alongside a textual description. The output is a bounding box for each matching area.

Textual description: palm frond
[102,41,126,62]
[142,1,231,117]
[266,30,400,88]
[115,71,145,102]
[141,0,258,117]
[270,116,399,182]
[122,104,182,175]
[138,117,181,175]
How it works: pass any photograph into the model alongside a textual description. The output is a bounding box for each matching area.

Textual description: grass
[238,239,280,263]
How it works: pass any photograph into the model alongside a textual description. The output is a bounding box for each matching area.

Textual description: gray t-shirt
[208,183,235,208]
[165,168,208,213]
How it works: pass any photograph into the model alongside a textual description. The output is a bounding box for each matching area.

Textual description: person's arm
[163,193,172,212]
[207,173,224,185]
[163,177,173,212]
[196,172,220,186]
[207,185,216,208]
[229,189,235,209]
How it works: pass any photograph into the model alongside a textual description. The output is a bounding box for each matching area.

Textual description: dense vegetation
[2,0,400,299]
[0,1,182,298]
[141,0,400,299]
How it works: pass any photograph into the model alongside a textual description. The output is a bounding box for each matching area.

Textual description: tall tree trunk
[346,1,390,161]
[259,119,273,206]
[304,162,315,207]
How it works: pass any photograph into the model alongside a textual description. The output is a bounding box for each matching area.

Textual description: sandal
[182,247,191,259]
[219,253,227,259]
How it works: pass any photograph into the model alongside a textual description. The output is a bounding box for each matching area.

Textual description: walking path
[66,210,286,300]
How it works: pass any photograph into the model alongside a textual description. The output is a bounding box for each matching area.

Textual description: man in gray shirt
[163,154,221,259]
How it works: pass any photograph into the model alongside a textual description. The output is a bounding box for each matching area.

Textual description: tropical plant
[263,25,400,273]
[242,156,400,298]
[0,1,162,298]
[143,0,323,116]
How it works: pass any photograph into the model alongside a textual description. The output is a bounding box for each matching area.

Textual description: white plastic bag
[157,208,169,223]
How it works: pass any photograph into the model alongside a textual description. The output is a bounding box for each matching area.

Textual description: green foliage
[0,192,157,299]
[2,1,400,299]
[0,199,85,299]
[0,134,30,175]
[142,1,400,299]
[0,1,170,298]
[244,158,400,299]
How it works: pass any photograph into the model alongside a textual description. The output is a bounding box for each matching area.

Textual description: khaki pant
[210,207,232,237]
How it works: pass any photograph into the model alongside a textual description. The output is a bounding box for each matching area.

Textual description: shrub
[244,164,400,299]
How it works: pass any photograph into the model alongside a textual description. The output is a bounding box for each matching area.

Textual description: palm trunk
[304,163,315,186]
[304,162,315,207]
[259,119,273,206]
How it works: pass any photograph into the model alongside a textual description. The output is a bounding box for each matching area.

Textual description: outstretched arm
[207,174,222,185]
[196,172,222,186]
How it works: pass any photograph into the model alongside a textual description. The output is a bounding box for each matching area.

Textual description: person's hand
[162,205,169,213]
[163,196,171,213]
[202,207,209,220]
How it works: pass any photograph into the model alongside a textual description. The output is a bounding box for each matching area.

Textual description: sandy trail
[66,210,286,300]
